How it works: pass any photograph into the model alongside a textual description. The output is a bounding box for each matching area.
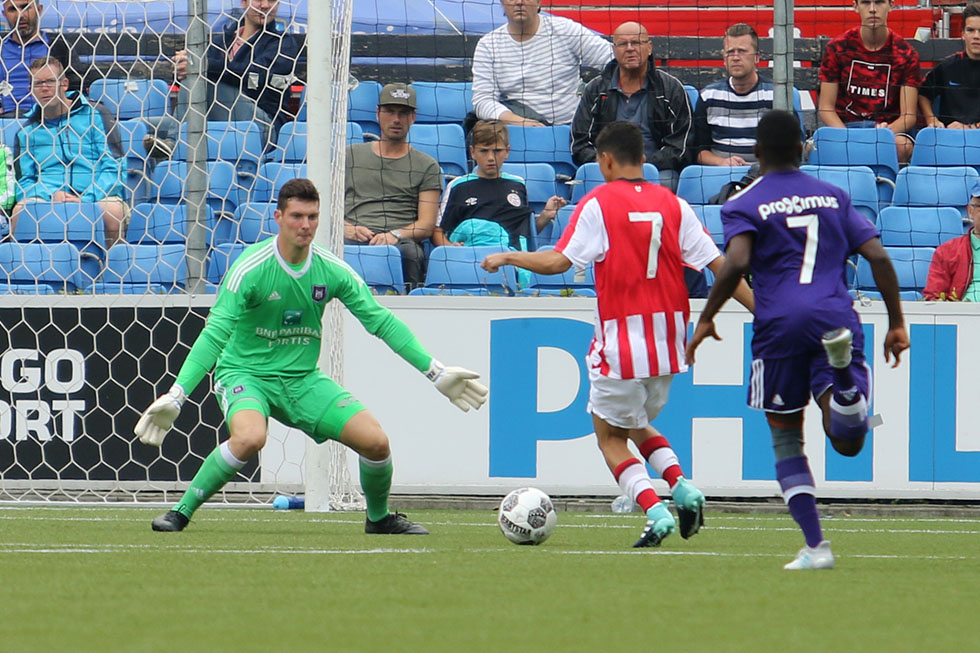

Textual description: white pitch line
[0,545,433,555]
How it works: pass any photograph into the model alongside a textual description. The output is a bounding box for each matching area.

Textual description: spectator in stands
[11,57,126,246]
[433,119,565,250]
[0,0,85,118]
[144,0,298,157]
[695,24,777,166]
[571,21,693,190]
[923,181,980,301]
[919,2,980,130]
[817,0,921,163]
[471,0,612,127]
[344,83,441,288]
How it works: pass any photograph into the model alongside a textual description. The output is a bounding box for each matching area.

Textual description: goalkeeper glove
[426,360,488,412]
[135,385,186,446]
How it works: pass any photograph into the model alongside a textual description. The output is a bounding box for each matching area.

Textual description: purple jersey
[722,169,879,358]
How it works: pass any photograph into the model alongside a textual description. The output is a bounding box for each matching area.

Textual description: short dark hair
[278,178,319,211]
[755,110,802,168]
[725,23,759,53]
[964,2,980,22]
[29,56,63,75]
[595,121,644,166]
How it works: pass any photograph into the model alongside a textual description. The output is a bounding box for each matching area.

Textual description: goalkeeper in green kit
[135,178,488,534]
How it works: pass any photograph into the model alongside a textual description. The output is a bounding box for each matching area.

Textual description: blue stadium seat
[692,204,725,247]
[910,127,980,173]
[519,264,596,297]
[876,206,966,247]
[347,121,363,146]
[250,162,308,203]
[570,162,660,203]
[410,245,517,295]
[676,165,751,205]
[506,125,575,178]
[407,123,467,177]
[15,202,106,284]
[0,242,84,294]
[115,119,151,200]
[496,162,559,213]
[88,78,171,119]
[347,80,383,136]
[412,82,473,125]
[95,243,187,294]
[892,166,980,221]
[856,246,932,301]
[0,117,23,148]
[800,164,879,222]
[207,243,248,287]
[127,203,217,246]
[344,245,405,295]
[808,126,900,181]
[534,204,574,250]
[225,202,278,244]
[684,84,699,111]
[174,121,264,178]
[151,160,241,216]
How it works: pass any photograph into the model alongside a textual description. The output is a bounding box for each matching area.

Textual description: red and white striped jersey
[556,179,719,379]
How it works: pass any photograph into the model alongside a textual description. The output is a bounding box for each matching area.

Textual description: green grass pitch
[1,506,976,652]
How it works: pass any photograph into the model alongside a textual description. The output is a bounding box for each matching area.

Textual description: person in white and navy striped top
[694,23,774,166]
[471,0,612,126]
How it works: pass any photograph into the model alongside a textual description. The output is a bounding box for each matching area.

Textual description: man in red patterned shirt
[818,0,921,162]
[482,122,753,548]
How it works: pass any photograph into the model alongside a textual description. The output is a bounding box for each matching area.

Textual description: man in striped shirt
[695,24,775,166]
[471,0,612,126]
[483,122,753,548]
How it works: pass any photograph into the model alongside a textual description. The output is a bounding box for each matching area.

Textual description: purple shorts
[747,348,871,413]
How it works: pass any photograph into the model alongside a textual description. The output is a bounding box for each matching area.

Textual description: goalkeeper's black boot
[365,512,429,535]
[152,510,189,532]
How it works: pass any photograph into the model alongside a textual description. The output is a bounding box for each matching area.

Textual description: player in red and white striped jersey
[483,122,753,547]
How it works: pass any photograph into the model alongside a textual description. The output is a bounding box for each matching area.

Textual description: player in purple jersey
[686,110,909,570]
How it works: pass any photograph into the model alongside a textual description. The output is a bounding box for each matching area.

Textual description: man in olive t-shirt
[344,83,442,287]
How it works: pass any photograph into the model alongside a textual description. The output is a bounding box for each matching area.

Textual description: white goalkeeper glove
[135,385,186,446]
[426,360,488,412]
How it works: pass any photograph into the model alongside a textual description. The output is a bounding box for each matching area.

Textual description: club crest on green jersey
[312,285,327,302]
[282,310,303,325]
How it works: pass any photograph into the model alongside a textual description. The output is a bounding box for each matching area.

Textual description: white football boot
[784,540,835,570]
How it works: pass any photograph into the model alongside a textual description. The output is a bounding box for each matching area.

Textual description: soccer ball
[497,487,558,545]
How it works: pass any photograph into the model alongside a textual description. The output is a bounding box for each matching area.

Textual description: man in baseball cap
[923,178,980,301]
[378,82,417,109]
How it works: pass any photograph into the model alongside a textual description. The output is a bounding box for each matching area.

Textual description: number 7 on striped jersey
[628,211,664,279]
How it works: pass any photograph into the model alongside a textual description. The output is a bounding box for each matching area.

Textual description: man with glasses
[571,21,693,190]
[923,181,980,301]
[344,83,442,289]
[695,23,780,167]
[10,56,126,246]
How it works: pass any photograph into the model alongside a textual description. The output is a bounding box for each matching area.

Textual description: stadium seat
[0,242,84,294]
[150,160,241,217]
[910,127,980,173]
[800,164,879,222]
[207,243,248,287]
[344,244,405,295]
[808,126,900,181]
[856,245,932,301]
[0,117,23,148]
[115,119,151,200]
[519,264,596,297]
[892,166,980,221]
[174,121,264,178]
[570,162,660,204]
[410,245,517,295]
[88,78,171,120]
[497,162,559,213]
[251,162,308,203]
[14,202,106,284]
[676,165,751,205]
[534,204,574,249]
[127,203,217,246]
[95,243,187,294]
[407,123,468,178]
[876,206,966,247]
[506,125,575,178]
[412,82,473,125]
[347,80,383,136]
[692,204,725,247]
[683,84,699,111]
[226,202,278,244]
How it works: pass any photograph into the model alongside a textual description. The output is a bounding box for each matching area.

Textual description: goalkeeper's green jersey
[174,238,433,394]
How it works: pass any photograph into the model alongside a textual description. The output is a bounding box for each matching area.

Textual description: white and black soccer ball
[497,487,558,545]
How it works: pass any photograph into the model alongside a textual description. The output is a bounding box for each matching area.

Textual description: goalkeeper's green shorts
[214,371,365,442]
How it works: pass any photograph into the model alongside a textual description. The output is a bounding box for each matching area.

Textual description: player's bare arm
[706,255,755,314]
[856,236,910,367]
[686,233,753,364]
[481,248,572,275]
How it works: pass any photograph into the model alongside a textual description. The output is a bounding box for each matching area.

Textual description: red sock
[639,435,683,489]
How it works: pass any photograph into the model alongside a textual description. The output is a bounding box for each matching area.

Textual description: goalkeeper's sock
[638,434,683,489]
[359,455,393,523]
[173,442,246,520]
